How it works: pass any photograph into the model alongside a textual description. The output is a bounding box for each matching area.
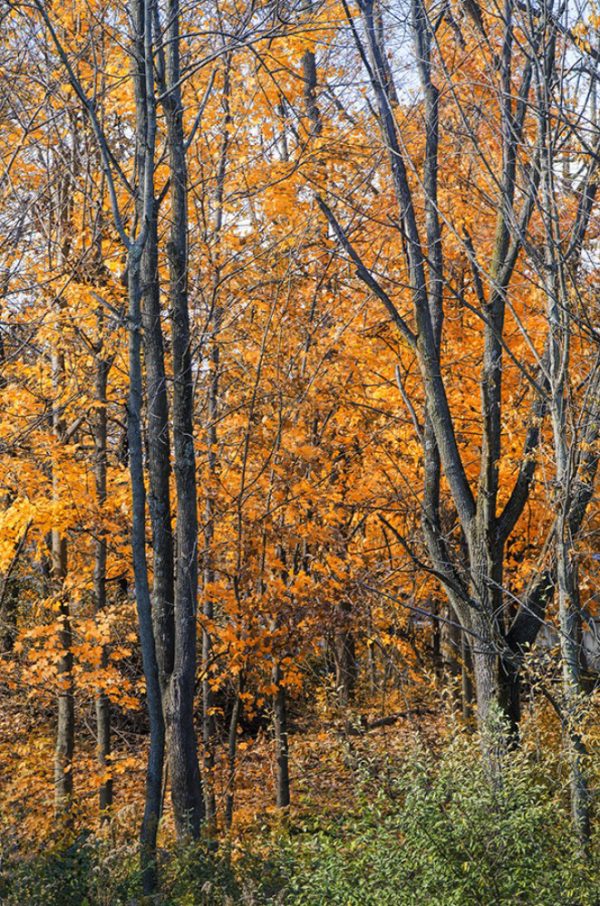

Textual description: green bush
[159,840,241,905]
[0,835,239,906]
[0,833,142,906]
[265,738,599,905]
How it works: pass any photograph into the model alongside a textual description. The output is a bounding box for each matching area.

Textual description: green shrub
[0,834,142,906]
[159,840,241,905]
[265,738,599,905]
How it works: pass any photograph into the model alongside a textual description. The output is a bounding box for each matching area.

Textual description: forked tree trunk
[162,0,205,839]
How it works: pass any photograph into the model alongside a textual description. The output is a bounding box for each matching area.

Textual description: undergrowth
[1,735,597,905]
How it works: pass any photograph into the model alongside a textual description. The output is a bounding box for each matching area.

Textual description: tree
[308,0,599,757]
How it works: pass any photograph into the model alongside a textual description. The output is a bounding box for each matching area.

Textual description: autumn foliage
[0,0,599,902]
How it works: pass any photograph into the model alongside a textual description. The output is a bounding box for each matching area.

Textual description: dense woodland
[0,0,599,902]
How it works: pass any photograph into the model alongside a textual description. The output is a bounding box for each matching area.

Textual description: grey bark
[141,210,175,690]
[160,0,204,838]
[52,339,74,816]
[132,0,175,698]
[128,0,167,888]
[202,306,220,831]
[201,55,231,833]
[225,675,243,830]
[94,354,113,815]
[535,48,599,842]
[202,309,220,832]
[127,254,165,894]
[272,661,291,809]
[33,0,196,887]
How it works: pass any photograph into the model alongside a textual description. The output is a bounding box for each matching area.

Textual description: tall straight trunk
[128,0,175,706]
[548,291,591,843]
[127,0,165,888]
[272,661,290,808]
[127,254,165,893]
[225,675,243,830]
[202,305,221,832]
[548,305,593,844]
[0,303,17,654]
[162,0,204,838]
[537,45,593,842]
[555,523,590,843]
[201,53,231,835]
[130,0,175,699]
[94,354,113,815]
[140,210,175,690]
[53,549,74,816]
[52,348,74,818]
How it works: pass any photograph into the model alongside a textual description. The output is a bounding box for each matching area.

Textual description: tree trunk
[1,582,18,653]
[201,602,217,834]
[431,599,442,682]
[52,348,74,819]
[225,676,243,831]
[471,640,500,735]
[540,48,593,839]
[162,0,204,838]
[200,51,231,833]
[272,662,290,808]
[202,304,221,833]
[140,209,175,690]
[127,254,165,893]
[556,532,591,845]
[131,0,174,708]
[335,612,356,707]
[54,563,74,817]
[94,355,113,815]
[461,632,475,722]
[499,656,521,745]
[551,380,591,844]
